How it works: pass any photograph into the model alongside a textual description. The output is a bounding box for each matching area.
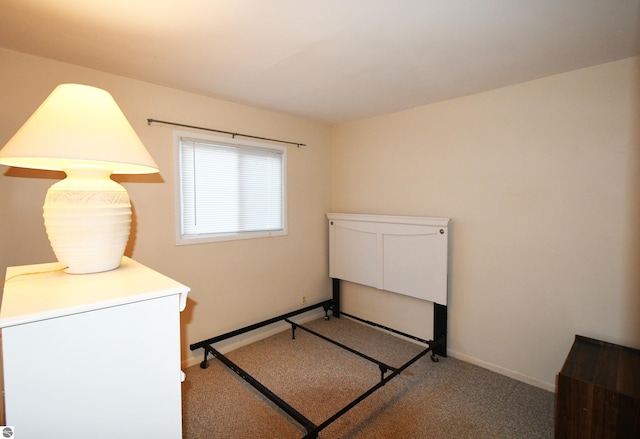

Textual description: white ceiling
[1,0,639,125]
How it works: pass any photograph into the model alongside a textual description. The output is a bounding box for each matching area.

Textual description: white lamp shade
[0,83,158,174]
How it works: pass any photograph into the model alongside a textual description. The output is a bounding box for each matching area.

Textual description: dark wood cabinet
[555,335,640,438]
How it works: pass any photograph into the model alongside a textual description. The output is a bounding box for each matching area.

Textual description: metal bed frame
[189,280,448,439]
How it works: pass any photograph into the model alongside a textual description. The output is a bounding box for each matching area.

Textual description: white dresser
[0,257,189,439]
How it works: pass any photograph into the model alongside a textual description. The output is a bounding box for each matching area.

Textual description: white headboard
[327,213,450,305]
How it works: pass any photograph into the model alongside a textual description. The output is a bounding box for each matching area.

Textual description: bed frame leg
[200,349,209,369]
[322,303,331,320]
[332,278,341,318]
[378,364,388,383]
[289,321,297,339]
[432,303,447,361]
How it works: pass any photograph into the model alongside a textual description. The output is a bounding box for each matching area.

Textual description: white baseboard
[182,308,326,370]
[447,349,556,393]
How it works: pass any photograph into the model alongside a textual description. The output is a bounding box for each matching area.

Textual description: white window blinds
[179,137,285,239]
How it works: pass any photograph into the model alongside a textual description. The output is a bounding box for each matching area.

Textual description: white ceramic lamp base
[43,165,132,274]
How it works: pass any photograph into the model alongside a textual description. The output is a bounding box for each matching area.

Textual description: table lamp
[0,83,159,274]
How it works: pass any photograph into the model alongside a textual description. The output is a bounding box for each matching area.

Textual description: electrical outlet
[301,295,307,305]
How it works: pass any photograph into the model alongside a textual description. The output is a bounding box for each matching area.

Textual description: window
[175,131,287,244]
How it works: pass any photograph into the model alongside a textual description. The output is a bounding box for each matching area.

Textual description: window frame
[173,130,288,245]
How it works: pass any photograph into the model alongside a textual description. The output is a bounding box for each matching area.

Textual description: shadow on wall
[124,202,138,258]
[624,58,640,348]
[114,173,164,259]
[3,166,64,180]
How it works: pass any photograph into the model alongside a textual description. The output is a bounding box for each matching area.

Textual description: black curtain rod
[146,118,306,148]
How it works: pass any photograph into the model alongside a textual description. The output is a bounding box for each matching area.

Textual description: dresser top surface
[560,335,640,398]
[0,257,189,328]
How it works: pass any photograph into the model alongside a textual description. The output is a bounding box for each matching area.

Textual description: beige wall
[332,56,640,390]
[2,48,639,391]
[0,49,333,366]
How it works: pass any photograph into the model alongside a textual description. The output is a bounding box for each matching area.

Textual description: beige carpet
[182,317,555,438]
